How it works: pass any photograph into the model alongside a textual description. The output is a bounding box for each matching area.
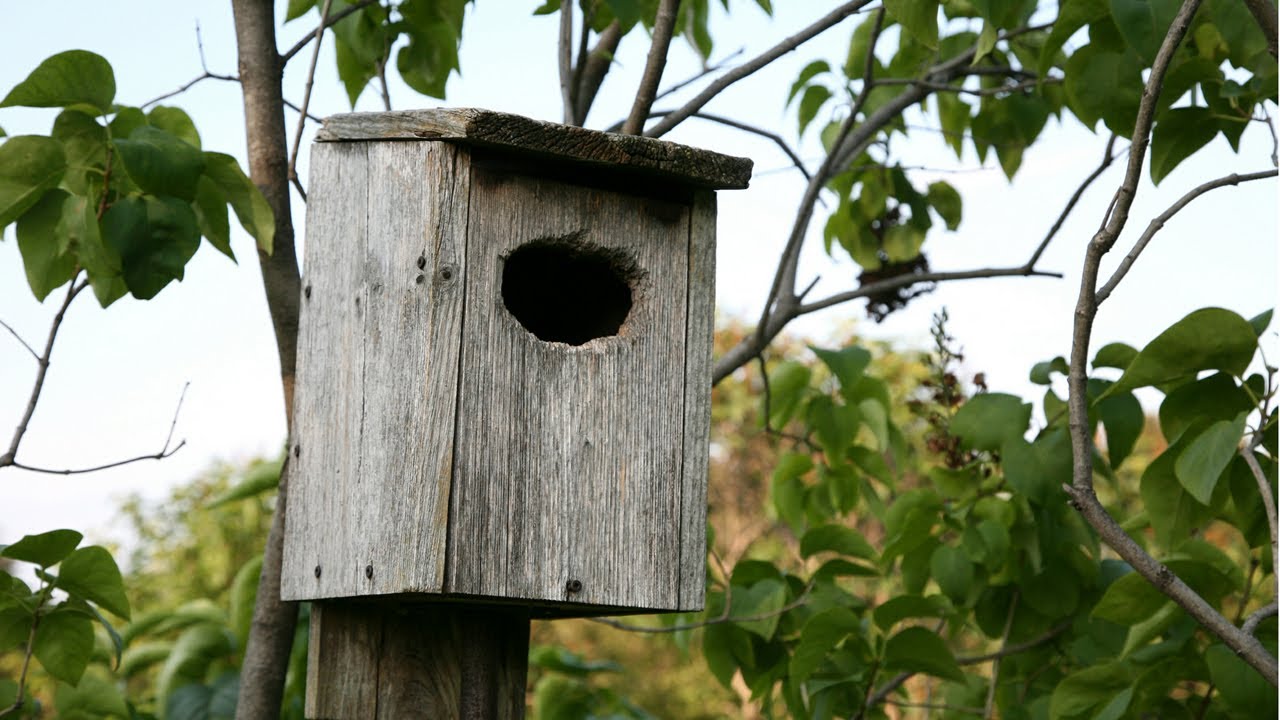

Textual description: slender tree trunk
[230,1,303,718]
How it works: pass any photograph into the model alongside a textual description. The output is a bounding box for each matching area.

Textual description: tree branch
[621,0,682,135]
[1241,440,1279,588]
[1244,0,1278,58]
[559,2,575,125]
[1095,169,1277,304]
[0,319,40,362]
[287,0,334,204]
[643,1,874,138]
[873,76,1060,97]
[573,20,621,126]
[634,110,812,181]
[1243,600,1278,635]
[2,277,87,467]
[1026,134,1120,268]
[142,71,239,109]
[281,0,380,64]
[1064,0,1278,684]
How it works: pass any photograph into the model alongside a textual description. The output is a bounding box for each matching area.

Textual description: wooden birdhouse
[281,108,751,616]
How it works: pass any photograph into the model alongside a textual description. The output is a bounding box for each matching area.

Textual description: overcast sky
[1,2,1275,553]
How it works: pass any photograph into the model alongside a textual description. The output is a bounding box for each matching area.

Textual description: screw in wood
[293,444,301,458]
[365,564,374,580]
[415,274,426,285]
[440,267,454,281]
[565,579,583,594]
[304,284,312,300]
[417,255,427,270]
[314,565,322,578]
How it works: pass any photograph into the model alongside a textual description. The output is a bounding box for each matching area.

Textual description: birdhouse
[281,108,751,616]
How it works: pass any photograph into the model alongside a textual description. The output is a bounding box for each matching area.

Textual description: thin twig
[2,277,88,467]
[1241,440,1279,587]
[644,1,874,138]
[621,0,682,135]
[7,383,189,475]
[1096,169,1277,304]
[1243,601,1278,635]
[287,0,333,206]
[985,592,1019,719]
[1064,0,1278,684]
[558,1,575,125]
[0,584,49,718]
[884,700,985,714]
[142,71,239,109]
[636,110,813,182]
[281,0,380,63]
[282,99,323,124]
[1025,135,1120,268]
[652,48,744,105]
[0,319,40,361]
[873,76,1059,96]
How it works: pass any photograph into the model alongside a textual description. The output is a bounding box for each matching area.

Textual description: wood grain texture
[316,108,752,190]
[677,190,716,611]
[283,142,369,602]
[282,141,470,601]
[307,602,529,720]
[447,166,691,611]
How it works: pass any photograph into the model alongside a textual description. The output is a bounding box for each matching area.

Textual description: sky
[0,2,1276,553]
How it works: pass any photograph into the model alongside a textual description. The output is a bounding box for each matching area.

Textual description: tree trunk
[230,1,303,718]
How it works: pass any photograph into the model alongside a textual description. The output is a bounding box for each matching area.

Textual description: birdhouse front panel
[281,109,747,615]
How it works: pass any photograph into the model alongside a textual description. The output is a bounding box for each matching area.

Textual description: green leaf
[1174,412,1247,504]
[1064,44,1144,135]
[1093,342,1138,370]
[121,641,173,678]
[58,193,126,307]
[32,606,95,685]
[102,195,201,299]
[1206,643,1277,715]
[0,606,35,649]
[209,459,282,508]
[194,176,233,260]
[1022,566,1081,617]
[1108,308,1258,396]
[54,546,130,620]
[156,623,234,709]
[1140,442,1213,546]
[529,645,622,675]
[809,396,860,464]
[1098,390,1143,468]
[1249,309,1273,336]
[1159,372,1253,444]
[1030,356,1069,384]
[202,152,274,254]
[51,109,108,195]
[1041,0,1110,74]
[974,20,998,63]
[1,50,115,113]
[883,626,965,681]
[936,93,971,158]
[800,524,877,561]
[228,555,262,649]
[812,345,871,401]
[885,0,940,49]
[147,106,202,149]
[55,674,130,719]
[2,529,82,567]
[873,594,951,629]
[1110,0,1181,62]
[1050,662,1133,718]
[285,0,318,21]
[1149,107,1218,184]
[16,188,76,300]
[0,135,67,228]
[797,84,832,136]
[790,607,861,682]
[929,545,974,605]
[114,126,205,202]
[951,393,1031,451]
[926,180,962,230]
[730,579,788,640]
[787,60,830,105]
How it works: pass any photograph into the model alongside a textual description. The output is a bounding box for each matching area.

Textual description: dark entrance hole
[501,240,636,346]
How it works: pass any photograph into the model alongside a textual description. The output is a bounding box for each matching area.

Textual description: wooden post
[283,109,751,718]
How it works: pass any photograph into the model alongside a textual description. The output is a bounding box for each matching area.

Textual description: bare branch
[1096,169,1278,304]
[1243,601,1279,636]
[567,1,594,126]
[573,20,621,126]
[281,0,379,64]
[559,2,575,125]
[142,71,239,109]
[282,98,323,124]
[1026,135,1120,268]
[800,266,1061,317]
[0,319,40,361]
[287,0,334,207]
[636,110,813,182]
[1065,0,1279,684]
[1244,0,1278,58]
[653,48,744,104]
[985,592,1019,719]
[873,76,1060,97]
[644,1,875,138]
[621,0,682,135]
[1241,440,1279,588]
[2,277,87,467]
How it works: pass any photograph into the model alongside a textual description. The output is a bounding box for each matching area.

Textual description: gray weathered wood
[307,602,528,720]
[447,167,690,611]
[283,142,369,601]
[282,141,469,601]
[316,108,752,190]
[677,190,716,611]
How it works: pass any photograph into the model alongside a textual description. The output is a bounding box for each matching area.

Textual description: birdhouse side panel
[357,141,469,596]
[677,190,716,611]
[283,142,371,601]
[447,166,691,612]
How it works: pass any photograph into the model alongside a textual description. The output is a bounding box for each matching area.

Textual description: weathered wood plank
[316,108,752,190]
[306,602,528,720]
[359,141,469,596]
[283,143,369,601]
[677,190,716,611]
[448,167,689,611]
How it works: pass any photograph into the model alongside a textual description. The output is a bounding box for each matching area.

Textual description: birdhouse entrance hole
[501,239,637,346]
